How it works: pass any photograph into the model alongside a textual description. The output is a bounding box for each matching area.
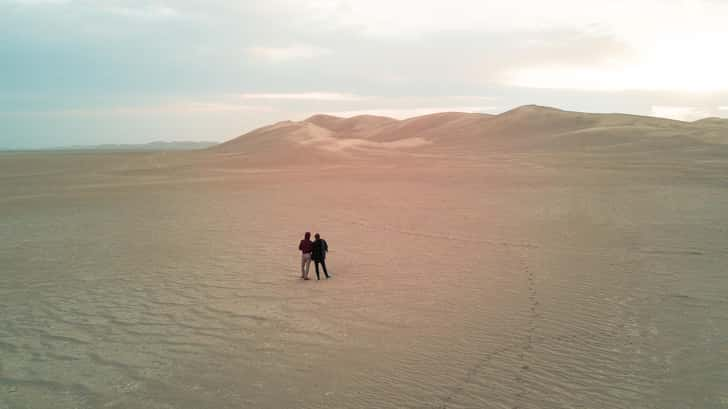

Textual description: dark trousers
[314,259,329,279]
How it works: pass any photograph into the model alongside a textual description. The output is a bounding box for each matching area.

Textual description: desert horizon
[7,104,727,152]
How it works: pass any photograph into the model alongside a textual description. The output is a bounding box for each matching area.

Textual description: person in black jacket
[311,233,330,280]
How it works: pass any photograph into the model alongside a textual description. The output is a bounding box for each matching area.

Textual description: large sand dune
[2,106,727,409]
[213,105,728,160]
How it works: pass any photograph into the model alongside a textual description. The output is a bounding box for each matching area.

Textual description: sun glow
[507,31,728,93]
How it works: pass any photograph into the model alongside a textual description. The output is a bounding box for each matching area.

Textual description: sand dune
[211,106,728,166]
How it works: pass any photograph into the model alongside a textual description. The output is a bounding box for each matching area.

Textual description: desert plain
[2,106,728,408]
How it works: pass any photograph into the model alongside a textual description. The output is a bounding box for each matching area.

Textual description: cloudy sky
[2,0,728,148]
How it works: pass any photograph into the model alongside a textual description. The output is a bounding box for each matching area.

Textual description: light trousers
[301,253,312,278]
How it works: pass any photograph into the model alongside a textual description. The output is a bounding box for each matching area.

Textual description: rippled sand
[1,150,727,409]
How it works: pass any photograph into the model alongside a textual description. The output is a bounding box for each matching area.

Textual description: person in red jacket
[298,232,313,280]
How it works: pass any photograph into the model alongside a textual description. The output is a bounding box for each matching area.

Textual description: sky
[1,0,728,149]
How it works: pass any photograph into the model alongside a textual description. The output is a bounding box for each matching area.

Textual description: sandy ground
[1,146,728,409]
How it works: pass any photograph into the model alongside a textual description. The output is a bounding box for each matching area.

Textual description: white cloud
[2,101,275,117]
[651,106,712,122]
[106,5,182,20]
[506,30,728,93]
[298,0,725,36]
[247,45,331,62]
[293,0,728,93]
[239,92,366,101]
[325,106,498,119]
[171,102,274,114]
[5,0,69,4]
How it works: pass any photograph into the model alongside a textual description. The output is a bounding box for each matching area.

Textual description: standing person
[311,233,330,280]
[298,232,313,280]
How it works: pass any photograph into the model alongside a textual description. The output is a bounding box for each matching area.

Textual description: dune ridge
[212,105,728,160]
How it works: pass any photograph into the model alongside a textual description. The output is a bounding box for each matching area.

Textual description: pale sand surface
[2,108,728,408]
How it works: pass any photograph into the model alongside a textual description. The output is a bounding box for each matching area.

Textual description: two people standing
[298,232,330,280]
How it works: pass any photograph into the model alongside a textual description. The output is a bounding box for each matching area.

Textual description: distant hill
[210,105,728,165]
[57,141,219,151]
